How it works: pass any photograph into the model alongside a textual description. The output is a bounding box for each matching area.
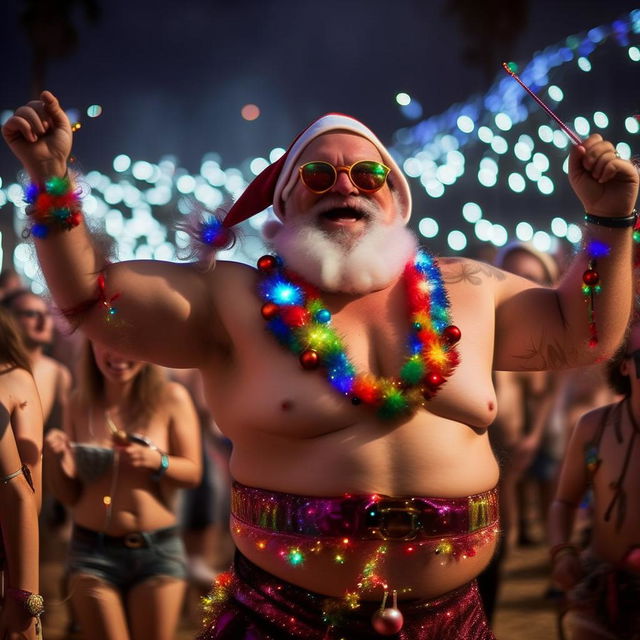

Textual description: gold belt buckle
[374,501,422,541]
[123,532,145,549]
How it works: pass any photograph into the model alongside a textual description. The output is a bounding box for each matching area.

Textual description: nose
[331,169,359,196]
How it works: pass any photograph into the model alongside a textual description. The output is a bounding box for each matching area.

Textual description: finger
[25,100,52,131]
[13,106,47,137]
[590,150,618,182]
[581,140,615,172]
[40,91,70,129]
[1,115,37,143]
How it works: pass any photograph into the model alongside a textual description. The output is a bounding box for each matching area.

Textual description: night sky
[1,1,635,175]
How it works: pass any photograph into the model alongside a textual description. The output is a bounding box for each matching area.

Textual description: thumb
[40,91,70,129]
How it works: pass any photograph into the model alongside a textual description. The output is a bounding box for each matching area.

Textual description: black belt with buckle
[73,524,178,549]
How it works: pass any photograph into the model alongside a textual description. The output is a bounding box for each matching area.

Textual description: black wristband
[584,209,637,228]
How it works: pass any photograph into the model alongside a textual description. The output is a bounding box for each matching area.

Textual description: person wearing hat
[2,91,638,639]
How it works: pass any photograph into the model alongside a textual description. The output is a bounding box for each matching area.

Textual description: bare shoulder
[161,380,195,408]
[207,259,257,292]
[573,403,616,443]
[438,256,507,286]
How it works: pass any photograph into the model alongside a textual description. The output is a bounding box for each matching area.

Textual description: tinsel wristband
[584,210,638,228]
[23,175,82,237]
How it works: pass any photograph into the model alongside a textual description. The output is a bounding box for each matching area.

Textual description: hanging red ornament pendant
[371,590,404,635]
[582,258,601,348]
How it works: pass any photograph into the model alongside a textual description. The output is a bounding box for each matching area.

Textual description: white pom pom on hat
[221,113,412,228]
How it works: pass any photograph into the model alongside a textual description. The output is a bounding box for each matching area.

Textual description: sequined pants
[198,552,496,640]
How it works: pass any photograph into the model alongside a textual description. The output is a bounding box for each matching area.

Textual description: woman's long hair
[77,339,165,425]
[0,307,32,373]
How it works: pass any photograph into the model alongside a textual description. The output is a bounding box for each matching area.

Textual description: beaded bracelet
[23,175,82,238]
[584,209,638,228]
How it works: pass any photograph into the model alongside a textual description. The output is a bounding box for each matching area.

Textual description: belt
[73,524,178,549]
[231,483,498,541]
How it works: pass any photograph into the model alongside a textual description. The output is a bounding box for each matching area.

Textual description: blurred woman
[0,307,43,640]
[44,339,201,640]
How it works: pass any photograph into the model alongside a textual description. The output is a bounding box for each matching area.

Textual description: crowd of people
[0,90,637,639]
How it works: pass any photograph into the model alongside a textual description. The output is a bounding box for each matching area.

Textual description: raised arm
[494,135,638,371]
[1,91,224,368]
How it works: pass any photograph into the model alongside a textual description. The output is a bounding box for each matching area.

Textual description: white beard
[265,204,418,294]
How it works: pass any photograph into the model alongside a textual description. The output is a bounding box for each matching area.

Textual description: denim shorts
[68,525,187,592]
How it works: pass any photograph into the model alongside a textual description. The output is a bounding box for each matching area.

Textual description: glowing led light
[477,170,497,187]
[132,161,154,181]
[425,180,445,198]
[1,110,12,125]
[551,217,568,237]
[403,158,422,178]
[477,126,494,143]
[562,157,569,174]
[515,221,534,242]
[491,224,508,247]
[241,104,260,121]
[105,209,124,237]
[494,113,512,131]
[547,85,564,101]
[436,165,457,185]
[629,46,640,62]
[566,224,583,244]
[574,117,590,136]
[552,130,569,148]
[593,111,609,128]
[269,147,286,163]
[113,154,131,173]
[86,104,103,118]
[418,217,439,238]
[462,202,482,223]
[538,176,555,195]
[518,134,535,150]
[508,173,526,193]
[474,219,493,241]
[396,92,411,106]
[625,117,639,134]
[479,157,498,173]
[490,136,508,154]
[457,115,475,133]
[447,230,467,251]
[538,125,553,143]
[532,231,552,252]
[532,153,550,172]
[250,157,269,175]
[616,142,631,159]
[104,184,124,204]
[514,142,532,161]
[577,56,592,72]
[176,175,196,194]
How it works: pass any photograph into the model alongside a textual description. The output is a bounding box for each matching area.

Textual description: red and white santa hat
[222,113,412,228]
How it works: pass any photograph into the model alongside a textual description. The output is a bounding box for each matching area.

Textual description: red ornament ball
[582,269,599,286]
[443,325,461,344]
[371,607,404,635]
[427,373,446,388]
[257,255,277,272]
[261,302,279,320]
[300,349,319,369]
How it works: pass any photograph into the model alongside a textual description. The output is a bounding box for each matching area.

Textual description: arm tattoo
[513,333,578,370]
[441,259,507,285]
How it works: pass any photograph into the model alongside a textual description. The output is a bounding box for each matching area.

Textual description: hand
[1,91,72,181]
[569,134,639,217]
[44,428,76,477]
[119,443,163,472]
[0,598,39,640]
[551,552,584,591]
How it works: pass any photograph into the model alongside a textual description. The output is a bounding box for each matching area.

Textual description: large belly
[232,509,498,600]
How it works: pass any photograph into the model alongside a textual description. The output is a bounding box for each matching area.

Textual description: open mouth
[106,359,132,373]
[320,208,366,223]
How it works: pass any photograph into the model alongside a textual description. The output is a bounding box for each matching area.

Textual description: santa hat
[221,113,412,228]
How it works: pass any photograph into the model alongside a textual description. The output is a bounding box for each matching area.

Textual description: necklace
[257,250,461,419]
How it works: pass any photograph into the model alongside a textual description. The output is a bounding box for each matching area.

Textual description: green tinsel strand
[400,357,424,385]
[378,388,409,419]
[45,176,70,196]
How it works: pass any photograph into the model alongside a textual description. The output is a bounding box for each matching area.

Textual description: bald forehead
[298,132,384,164]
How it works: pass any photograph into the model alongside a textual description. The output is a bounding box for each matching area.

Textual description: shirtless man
[2,289,71,431]
[2,91,638,639]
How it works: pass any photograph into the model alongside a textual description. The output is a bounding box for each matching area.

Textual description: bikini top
[72,443,114,484]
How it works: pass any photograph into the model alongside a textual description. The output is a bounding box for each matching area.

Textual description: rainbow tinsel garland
[257,250,461,419]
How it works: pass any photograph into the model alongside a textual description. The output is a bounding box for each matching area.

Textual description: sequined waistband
[231,482,498,541]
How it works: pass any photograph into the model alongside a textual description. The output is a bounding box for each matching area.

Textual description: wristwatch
[5,588,45,617]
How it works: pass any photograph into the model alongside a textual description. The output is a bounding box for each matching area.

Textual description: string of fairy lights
[0,9,638,292]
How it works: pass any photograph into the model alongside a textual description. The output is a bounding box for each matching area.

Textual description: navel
[281,399,294,412]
